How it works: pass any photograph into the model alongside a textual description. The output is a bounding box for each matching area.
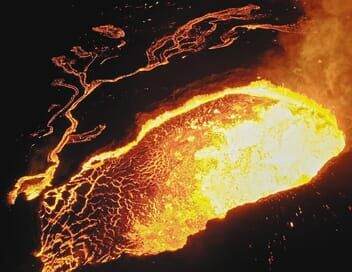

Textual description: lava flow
[6,2,349,272]
[36,81,344,272]
[7,4,293,205]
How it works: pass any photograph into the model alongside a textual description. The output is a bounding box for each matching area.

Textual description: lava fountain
[36,80,345,272]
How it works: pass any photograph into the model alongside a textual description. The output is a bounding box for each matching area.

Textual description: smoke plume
[259,0,352,145]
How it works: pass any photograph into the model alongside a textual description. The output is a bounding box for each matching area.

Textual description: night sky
[2,1,351,271]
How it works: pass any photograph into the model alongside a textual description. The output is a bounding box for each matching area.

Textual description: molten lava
[7,4,294,205]
[35,81,345,271]
[6,4,348,271]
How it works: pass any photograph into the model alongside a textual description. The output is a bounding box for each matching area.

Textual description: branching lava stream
[7,4,293,206]
[6,3,347,272]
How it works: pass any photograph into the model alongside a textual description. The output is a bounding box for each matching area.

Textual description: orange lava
[8,4,293,205]
[6,4,346,272]
[92,25,126,39]
[36,81,344,271]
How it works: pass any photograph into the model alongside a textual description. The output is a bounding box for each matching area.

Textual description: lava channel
[37,80,345,272]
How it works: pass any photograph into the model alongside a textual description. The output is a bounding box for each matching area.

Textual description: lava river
[37,80,345,271]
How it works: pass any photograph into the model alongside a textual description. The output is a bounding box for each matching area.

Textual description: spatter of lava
[37,81,345,271]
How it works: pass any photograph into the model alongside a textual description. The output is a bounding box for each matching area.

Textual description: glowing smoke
[258,0,352,145]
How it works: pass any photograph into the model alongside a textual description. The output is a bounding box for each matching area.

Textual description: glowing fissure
[8,4,293,204]
[37,81,344,272]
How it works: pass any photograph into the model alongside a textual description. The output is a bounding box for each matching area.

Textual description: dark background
[1,1,351,271]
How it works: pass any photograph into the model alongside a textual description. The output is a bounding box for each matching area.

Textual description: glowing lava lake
[14,81,345,272]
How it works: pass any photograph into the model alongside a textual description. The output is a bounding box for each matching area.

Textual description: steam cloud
[259,0,352,144]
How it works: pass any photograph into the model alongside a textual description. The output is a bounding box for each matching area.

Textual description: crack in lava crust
[37,81,345,272]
